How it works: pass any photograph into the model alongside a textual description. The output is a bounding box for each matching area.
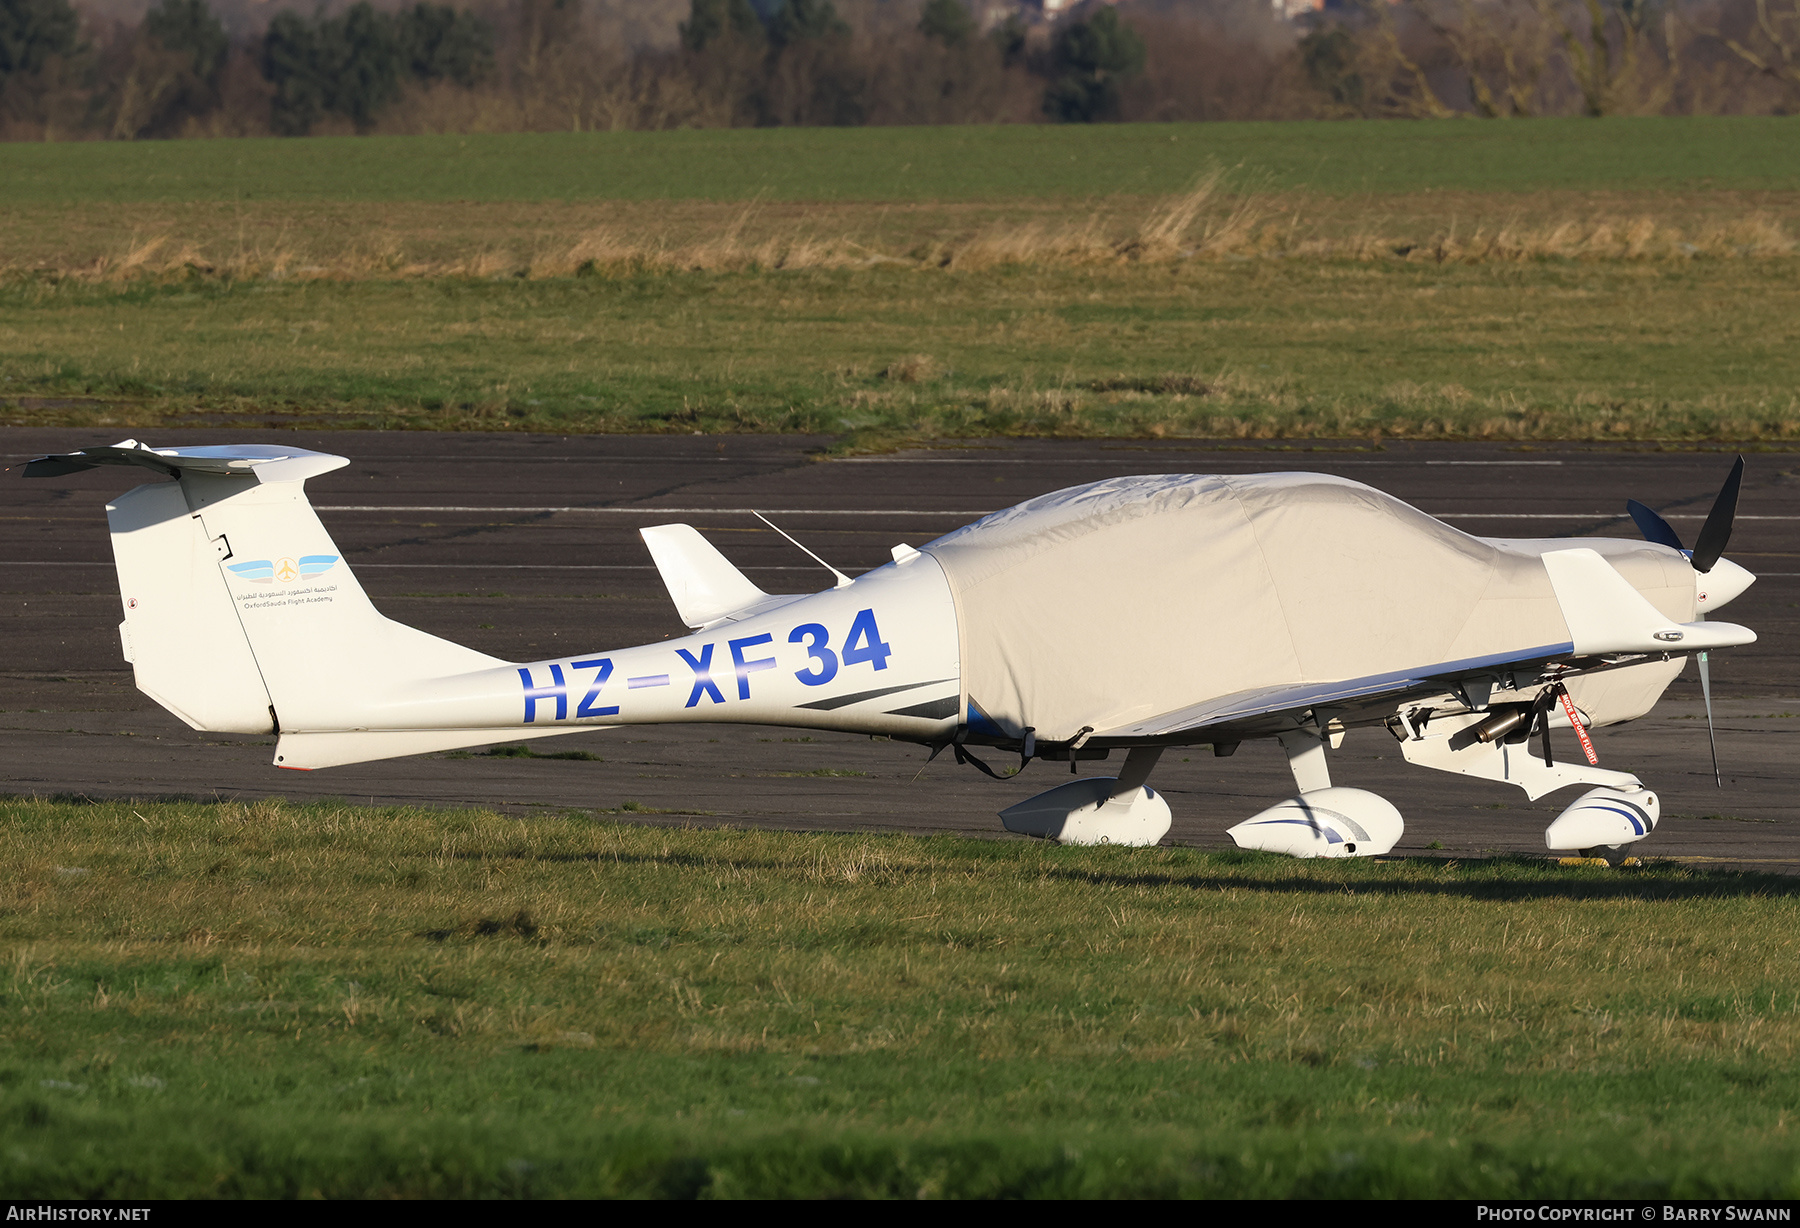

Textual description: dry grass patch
[5,233,1800,444]
[6,179,1800,288]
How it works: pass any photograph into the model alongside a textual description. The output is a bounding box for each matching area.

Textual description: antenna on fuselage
[752,510,853,589]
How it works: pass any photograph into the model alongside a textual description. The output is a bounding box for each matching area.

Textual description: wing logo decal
[228,554,339,585]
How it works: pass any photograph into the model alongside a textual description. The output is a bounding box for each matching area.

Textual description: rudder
[109,480,274,733]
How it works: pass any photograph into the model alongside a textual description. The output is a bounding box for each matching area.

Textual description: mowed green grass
[7,260,1800,443]
[4,797,1800,1198]
[6,118,1800,204]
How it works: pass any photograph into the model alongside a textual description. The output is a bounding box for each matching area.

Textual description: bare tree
[1692,0,1800,93]
[1298,2,1455,118]
[1354,0,1457,115]
[1533,0,1672,114]
[109,36,192,136]
[1411,0,1554,115]
[1119,3,1308,121]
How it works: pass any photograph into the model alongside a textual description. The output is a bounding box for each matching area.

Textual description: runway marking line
[9,562,1800,577]
[835,457,1571,466]
[1,561,869,573]
[309,505,1800,521]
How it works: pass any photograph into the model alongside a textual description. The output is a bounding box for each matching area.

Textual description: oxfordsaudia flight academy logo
[227,555,339,584]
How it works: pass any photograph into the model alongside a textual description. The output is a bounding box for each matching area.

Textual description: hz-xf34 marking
[517,607,894,722]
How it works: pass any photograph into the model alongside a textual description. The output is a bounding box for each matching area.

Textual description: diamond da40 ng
[24,441,1757,860]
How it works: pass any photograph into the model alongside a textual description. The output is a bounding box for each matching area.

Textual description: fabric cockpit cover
[919,473,1693,743]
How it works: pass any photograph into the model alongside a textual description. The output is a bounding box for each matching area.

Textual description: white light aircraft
[25,441,1757,862]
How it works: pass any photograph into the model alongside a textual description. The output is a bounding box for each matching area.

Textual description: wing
[1089,547,1755,748]
[1089,642,1576,745]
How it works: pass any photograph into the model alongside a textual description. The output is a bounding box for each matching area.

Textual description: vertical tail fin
[190,465,505,732]
[37,441,506,736]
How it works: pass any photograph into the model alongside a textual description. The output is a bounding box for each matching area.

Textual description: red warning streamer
[1558,689,1599,766]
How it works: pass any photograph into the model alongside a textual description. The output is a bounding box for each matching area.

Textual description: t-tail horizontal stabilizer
[1542,548,1755,656]
[21,439,349,484]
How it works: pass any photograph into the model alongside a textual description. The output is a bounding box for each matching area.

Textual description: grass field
[6,260,1799,444]
[7,119,1800,204]
[4,797,1800,1198]
[4,119,1800,443]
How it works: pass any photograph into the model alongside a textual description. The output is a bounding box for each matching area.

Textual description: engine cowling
[1227,787,1403,859]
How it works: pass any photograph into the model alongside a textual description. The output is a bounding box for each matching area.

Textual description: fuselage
[376,472,1729,750]
[329,552,965,741]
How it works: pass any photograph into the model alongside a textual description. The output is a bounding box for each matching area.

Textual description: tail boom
[274,558,963,765]
[50,441,962,768]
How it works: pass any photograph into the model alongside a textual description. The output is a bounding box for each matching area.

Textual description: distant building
[980,0,1122,26]
[1276,0,1401,18]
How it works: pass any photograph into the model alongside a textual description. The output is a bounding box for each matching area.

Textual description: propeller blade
[1690,456,1745,575]
[1698,650,1722,788]
[1626,499,1686,552]
[1535,688,1556,767]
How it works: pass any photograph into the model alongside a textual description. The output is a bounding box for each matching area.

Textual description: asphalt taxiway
[4,430,1796,870]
